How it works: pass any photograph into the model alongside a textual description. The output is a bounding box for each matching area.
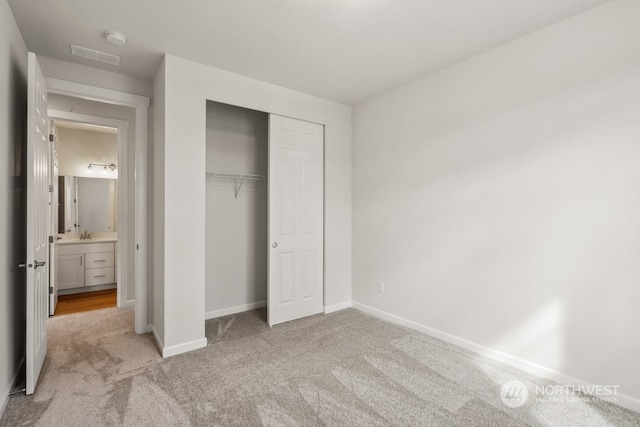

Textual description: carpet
[2,307,638,426]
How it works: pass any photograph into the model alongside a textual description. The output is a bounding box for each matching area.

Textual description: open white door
[49,123,58,316]
[268,114,324,326]
[26,52,49,395]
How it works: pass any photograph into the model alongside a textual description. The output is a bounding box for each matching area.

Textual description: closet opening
[205,101,269,322]
[205,101,326,327]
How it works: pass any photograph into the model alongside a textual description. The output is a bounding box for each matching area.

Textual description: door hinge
[49,286,53,295]
[49,134,54,142]
[48,184,54,193]
[49,235,53,244]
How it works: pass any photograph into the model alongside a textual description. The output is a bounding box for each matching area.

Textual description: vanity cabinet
[57,242,116,291]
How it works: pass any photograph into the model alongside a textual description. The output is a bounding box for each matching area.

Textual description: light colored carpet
[2,307,639,426]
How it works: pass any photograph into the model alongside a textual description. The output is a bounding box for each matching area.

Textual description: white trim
[151,323,207,358]
[351,301,640,414]
[48,110,129,308]
[205,301,267,320]
[48,110,129,130]
[0,357,25,419]
[46,77,149,335]
[324,301,352,314]
[161,338,208,358]
[122,299,136,308]
[45,78,149,108]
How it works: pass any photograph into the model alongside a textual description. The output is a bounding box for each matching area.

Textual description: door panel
[301,250,317,299]
[268,115,324,326]
[26,52,49,395]
[279,252,295,304]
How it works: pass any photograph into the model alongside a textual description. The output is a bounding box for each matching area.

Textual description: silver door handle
[34,260,46,269]
[272,242,278,248]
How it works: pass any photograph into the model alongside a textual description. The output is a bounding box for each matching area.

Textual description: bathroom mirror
[58,176,118,234]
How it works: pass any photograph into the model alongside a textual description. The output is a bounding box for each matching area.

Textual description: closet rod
[206,172,266,180]
[206,172,266,198]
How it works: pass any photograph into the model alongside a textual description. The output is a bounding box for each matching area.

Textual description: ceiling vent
[70,44,120,66]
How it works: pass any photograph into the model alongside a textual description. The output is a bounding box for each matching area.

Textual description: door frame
[49,122,58,315]
[48,110,129,308]
[46,78,150,334]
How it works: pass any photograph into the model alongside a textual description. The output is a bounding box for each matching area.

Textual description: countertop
[58,238,118,245]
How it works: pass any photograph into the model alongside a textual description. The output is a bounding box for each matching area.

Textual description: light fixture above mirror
[88,162,117,173]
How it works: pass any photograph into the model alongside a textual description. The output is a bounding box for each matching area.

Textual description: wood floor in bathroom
[55,289,117,315]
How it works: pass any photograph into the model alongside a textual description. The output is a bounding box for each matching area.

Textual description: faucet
[80,231,91,240]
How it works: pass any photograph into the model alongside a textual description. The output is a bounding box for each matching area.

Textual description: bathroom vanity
[57,239,117,294]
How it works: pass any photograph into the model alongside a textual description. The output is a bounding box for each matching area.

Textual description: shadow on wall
[9,55,28,376]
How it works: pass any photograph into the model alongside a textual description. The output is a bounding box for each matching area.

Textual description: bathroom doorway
[50,118,122,315]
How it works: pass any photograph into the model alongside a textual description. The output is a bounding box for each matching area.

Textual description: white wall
[205,101,268,316]
[352,0,640,408]
[0,0,27,417]
[150,57,166,343]
[152,53,352,355]
[56,127,118,178]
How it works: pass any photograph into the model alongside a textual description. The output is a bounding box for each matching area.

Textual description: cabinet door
[58,254,85,290]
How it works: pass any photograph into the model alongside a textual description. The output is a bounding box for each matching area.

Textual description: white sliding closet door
[268,114,324,326]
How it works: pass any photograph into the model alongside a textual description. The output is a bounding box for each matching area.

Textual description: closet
[205,101,268,319]
[205,101,325,326]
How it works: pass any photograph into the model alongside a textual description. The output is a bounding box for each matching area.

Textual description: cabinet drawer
[85,267,115,286]
[85,252,114,268]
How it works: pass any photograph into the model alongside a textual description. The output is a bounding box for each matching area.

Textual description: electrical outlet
[377,282,385,294]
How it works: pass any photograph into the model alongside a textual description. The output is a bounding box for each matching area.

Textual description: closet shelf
[206,172,266,198]
[206,172,266,180]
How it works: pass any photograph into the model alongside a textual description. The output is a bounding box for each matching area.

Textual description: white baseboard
[122,299,135,308]
[151,323,207,358]
[324,300,352,314]
[162,337,208,358]
[205,300,266,320]
[352,302,640,414]
[116,298,135,309]
[0,357,25,419]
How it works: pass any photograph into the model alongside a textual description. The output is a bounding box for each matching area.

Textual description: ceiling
[8,0,609,105]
